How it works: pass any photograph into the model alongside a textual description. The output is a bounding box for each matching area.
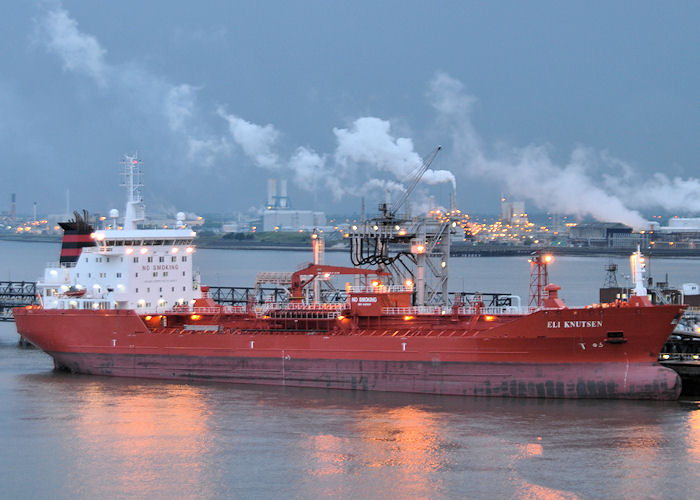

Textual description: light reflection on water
[3,355,700,499]
[65,381,214,499]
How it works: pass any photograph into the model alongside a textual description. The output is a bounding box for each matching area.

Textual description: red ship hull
[14,303,684,400]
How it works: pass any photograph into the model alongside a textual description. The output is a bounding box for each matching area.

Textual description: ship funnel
[58,210,95,265]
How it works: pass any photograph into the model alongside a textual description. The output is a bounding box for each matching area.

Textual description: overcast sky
[1,1,698,226]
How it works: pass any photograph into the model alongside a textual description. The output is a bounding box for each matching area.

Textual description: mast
[121,154,145,230]
[630,245,648,297]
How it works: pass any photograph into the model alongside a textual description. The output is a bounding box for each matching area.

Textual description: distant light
[371,280,380,287]
[352,225,357,231]
[190,314,201,320]
[484,315,496,322]
[125,247,134,255]
[186,247,194,253]
[145,315,152,321]
[404,315,414,321]
[404,279,414,289]
[140,247,148,254]
[171,247,179,254]
[373,225,379,231]
[544,255,554,264]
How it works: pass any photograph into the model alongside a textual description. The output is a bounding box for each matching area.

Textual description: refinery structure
[4,170,700,252]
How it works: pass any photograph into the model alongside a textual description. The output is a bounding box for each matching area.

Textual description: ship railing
[254,308,341,320]
[275,302,346,311]
[348,285,412,294]
[381,305,533,316]
[187,306,247,315]
[254,302,345,317]
[382,306,448,316]
[45,262,77,269]
[458,306,531,315]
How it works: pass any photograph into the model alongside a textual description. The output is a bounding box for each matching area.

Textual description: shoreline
[2,234,699,258]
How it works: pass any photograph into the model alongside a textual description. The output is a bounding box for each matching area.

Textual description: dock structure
[0,281,37,321]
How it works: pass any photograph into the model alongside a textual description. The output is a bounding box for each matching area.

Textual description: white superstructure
[36,154,199,313]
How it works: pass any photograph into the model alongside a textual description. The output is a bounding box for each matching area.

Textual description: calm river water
[2,240,700,499]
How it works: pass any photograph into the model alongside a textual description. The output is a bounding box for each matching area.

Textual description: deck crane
[350,145,453,307]
[378,145,442,219]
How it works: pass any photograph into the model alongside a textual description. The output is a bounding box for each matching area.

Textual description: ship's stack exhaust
[57,210,94,265]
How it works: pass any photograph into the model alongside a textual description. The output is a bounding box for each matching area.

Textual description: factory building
[500,197,528,225]
[262,178,326,232]
[568,222,638,248]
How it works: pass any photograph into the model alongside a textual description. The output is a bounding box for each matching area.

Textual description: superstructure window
[159,257,165,263]
[182,256,187,262]
[133,257,138,263]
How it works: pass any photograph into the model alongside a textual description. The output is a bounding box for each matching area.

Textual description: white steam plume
[218,109,280,169]
[428,72,654,229]
[334,117,456,189]
[39,7,108,87]
[36,4,229,167]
